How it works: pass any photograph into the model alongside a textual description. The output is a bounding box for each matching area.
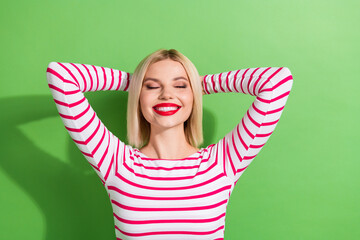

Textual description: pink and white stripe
[46,61,293,239]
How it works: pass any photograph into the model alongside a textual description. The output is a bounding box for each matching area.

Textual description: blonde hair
[127,49,203,149]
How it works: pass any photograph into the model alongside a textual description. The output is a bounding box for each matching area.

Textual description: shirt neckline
[132,147,204,160]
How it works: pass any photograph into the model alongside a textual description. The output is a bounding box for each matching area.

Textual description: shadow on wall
[0,92,215,240]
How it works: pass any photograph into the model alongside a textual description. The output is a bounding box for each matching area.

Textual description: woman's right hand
[200,75,206,95]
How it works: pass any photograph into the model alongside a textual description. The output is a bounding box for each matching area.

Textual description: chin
[154,120,185,129]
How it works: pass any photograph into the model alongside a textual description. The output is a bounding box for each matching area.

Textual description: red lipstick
[153,103,181,116]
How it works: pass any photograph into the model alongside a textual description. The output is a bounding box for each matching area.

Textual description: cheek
[186,90,194,102]
[139,92,156,117]
[139,97,151,123]
[139,93,147,113]
[184,90,194,106]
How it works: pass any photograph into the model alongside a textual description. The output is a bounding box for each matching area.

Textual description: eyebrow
[143,77,188,83]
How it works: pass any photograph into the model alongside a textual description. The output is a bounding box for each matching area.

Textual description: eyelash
[146,85,187,89]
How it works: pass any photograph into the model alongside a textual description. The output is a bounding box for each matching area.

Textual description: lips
[152,103,181,116]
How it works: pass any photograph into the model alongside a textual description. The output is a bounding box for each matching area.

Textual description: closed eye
[145,85,187,89]
[145,86,159,89]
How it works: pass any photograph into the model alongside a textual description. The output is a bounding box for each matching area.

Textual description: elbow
[47,62,57,73]
[282,67,292,78]
[281,67,294,91]
[46,62,59,84]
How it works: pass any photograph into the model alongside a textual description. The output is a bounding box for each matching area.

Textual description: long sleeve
[203,67,293,184]
[46,62,131,185]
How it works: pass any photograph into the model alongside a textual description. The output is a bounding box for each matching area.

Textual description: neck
[142,123,196,159]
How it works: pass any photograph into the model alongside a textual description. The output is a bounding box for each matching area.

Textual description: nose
[158,85,174,100]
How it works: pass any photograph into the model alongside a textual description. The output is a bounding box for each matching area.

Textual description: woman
[46,49,293,239]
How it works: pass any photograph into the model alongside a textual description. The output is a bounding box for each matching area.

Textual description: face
[139,59,194,132]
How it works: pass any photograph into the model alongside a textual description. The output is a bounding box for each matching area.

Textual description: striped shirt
[46,61,293,240]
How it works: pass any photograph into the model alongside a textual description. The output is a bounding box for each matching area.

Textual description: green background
[0,0,358,239]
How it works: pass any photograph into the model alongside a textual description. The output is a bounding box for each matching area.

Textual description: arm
[203,67,293,184]
[46,62,131,184]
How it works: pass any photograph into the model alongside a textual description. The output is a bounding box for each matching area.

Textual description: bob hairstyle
[127,49,203,149]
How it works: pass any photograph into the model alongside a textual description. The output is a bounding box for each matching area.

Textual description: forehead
[145,59,187,78]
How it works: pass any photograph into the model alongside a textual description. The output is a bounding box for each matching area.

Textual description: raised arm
[203,67,293,184]
[46,62,131,184]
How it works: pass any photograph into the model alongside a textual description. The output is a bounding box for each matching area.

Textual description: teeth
[155,107,179,112]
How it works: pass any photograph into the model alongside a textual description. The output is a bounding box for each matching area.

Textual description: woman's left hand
[200,75,205,95]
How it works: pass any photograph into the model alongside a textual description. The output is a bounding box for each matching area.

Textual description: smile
[152,106,181,116]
